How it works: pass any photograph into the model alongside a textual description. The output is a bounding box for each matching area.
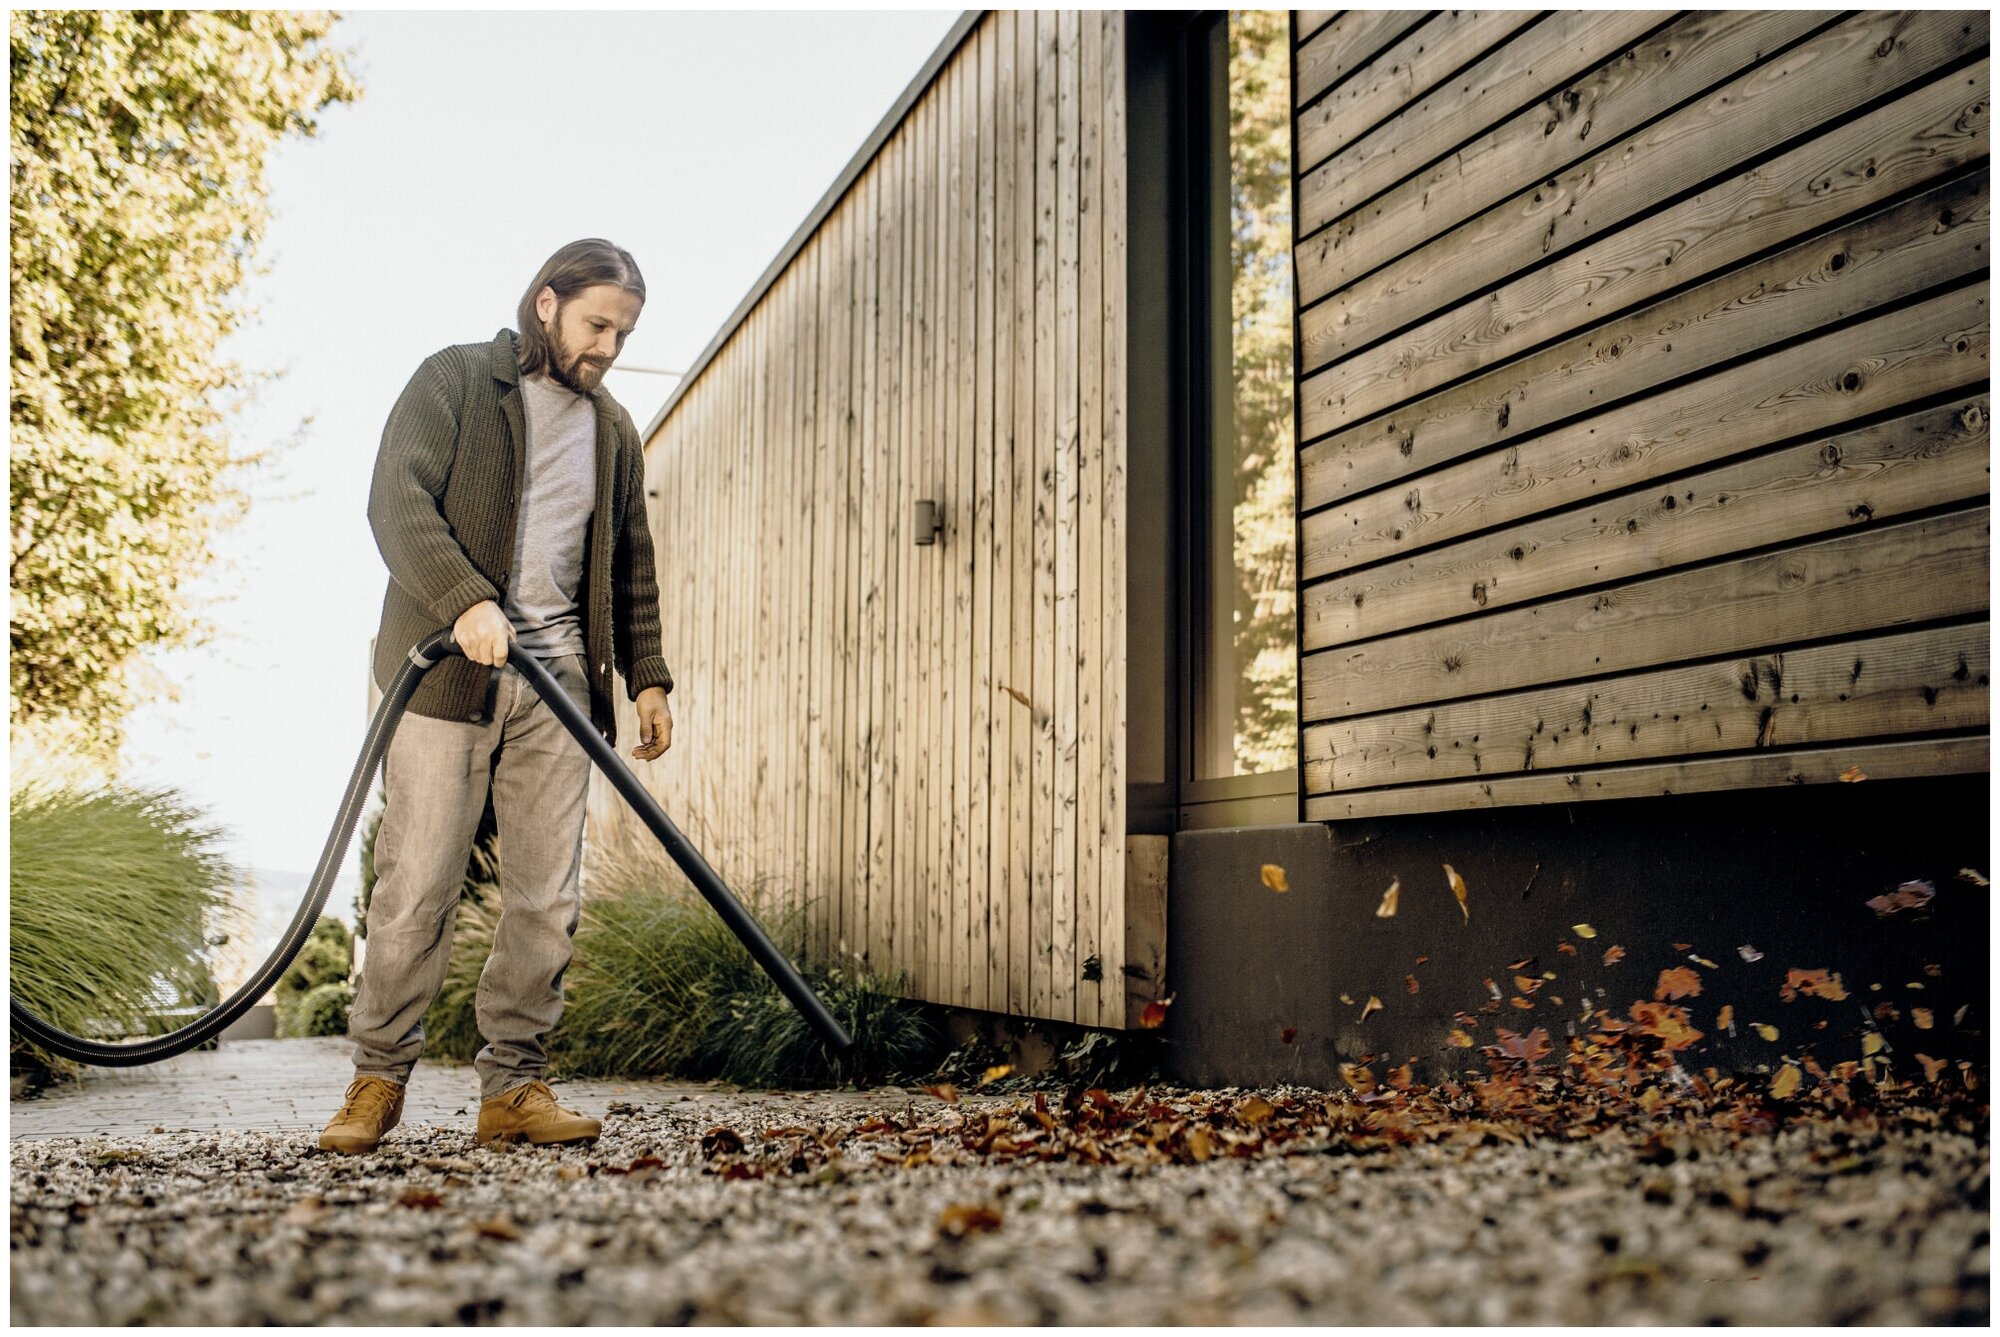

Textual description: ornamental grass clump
[9,781,238,1085]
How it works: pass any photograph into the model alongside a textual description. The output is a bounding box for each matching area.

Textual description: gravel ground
[10,1084,1989,1325]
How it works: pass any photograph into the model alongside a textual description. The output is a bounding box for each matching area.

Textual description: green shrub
[9,780,238,1085]
[290,980,354,1038]
[274,917,354,1038]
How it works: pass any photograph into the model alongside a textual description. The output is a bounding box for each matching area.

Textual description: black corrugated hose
[9,629,855,1068]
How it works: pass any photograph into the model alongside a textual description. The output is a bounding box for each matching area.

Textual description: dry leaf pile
[655,1043,1983,1186]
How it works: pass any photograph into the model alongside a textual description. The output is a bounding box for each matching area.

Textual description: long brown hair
[514,238,646,378]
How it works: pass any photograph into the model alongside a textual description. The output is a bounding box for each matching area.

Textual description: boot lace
[339,1080,398,1124]
[508,1080,560,1113]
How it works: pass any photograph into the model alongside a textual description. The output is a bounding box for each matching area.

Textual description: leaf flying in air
[1863,880,1935,916]
[1375,878,1400,918]
[1444,864,1469,921]
[1654,967,1702,1001]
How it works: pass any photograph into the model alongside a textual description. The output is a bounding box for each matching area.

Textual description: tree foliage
[10,10,359,753]
[1225,10,1297,774]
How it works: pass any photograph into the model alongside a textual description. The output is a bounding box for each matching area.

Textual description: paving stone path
[8,1037,904,1141]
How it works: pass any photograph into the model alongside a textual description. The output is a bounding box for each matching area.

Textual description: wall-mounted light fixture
[914,498,943,545]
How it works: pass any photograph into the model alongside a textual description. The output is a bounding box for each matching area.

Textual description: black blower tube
[10,628,856,1067]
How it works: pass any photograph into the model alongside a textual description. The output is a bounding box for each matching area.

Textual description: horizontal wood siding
[590,11,1147,1028]
[1293,10,1991,820]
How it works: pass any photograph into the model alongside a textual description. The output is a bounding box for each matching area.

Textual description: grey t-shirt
[501,372,596,659]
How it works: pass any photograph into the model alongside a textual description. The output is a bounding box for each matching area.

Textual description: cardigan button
[467,711,484,723]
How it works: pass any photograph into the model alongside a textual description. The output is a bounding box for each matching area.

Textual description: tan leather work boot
[318,1075,406,1154]
[476,1080,601,1148]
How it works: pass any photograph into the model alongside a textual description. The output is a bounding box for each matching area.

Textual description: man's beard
[545,326,609,394]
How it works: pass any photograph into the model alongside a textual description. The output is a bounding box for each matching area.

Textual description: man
[320,238,675,1154]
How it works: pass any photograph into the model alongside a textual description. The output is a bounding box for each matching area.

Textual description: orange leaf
[979,1064,1014,1084]
[1780,968,1848,1002]
[1237,1095,1274,1125]
[1654,967,1702,1001]
[1864,880,1935,917]
[1444,864,1470,921]
[1916,1053,1948,1082]
[1261,863,1290,893]
[1770,1064,1803,1099]
[1628,1001,1704,1052]
[1446,1029,1474,1048]
[922,1083,961,1103]
[1360,995,1384,1021]
[1753,1023,1779,1042]
[1912,1008,1934,1030]
[1717,1004,1735,1032]
[1838,765,1867,783]
[1186,1127,1213,1162]
[1138,995,1175,1028]
[1492,1027,1551,1062]
[1405,974,1420,995]
[1339,1063,1377,1093]
[1557,942,1577,956]
[1602,945,1627,966]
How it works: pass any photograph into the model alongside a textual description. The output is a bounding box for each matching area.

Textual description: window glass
[1195,10,1296,780]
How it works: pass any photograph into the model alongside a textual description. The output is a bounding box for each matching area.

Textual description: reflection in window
[1195,10,1296,780]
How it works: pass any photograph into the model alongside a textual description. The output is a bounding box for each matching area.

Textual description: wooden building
[589,10,1990,1065]
[1291,9,1988,819]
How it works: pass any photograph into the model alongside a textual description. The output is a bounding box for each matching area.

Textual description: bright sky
[113,9,963,929]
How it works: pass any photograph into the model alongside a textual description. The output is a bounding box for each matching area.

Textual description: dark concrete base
[218,1002,278,1044]
[1157,776,1990,1090]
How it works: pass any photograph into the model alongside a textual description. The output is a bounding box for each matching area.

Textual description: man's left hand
[633,686,673,761]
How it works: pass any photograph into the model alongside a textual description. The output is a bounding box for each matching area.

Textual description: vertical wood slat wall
[590,11,1141,1028]
[1291,10,1991,820]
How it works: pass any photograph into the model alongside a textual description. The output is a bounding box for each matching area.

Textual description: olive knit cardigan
[367,329,674,745]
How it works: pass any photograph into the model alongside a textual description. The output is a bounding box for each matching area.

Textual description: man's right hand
[453,600,516,667]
